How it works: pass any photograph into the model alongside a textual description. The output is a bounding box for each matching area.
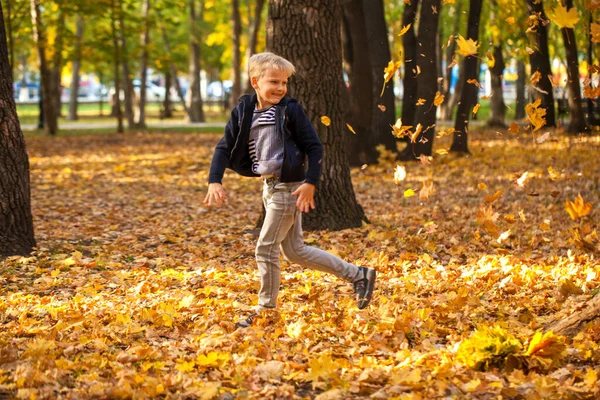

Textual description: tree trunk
[546,295,600,338]
[267,0,368,231]
[30,0,58,135]
[230,0,242,107]
[6,0,13,80]
[0,3,36,257]
[137,0,151,128]
[119,3,135,129]
[111,0,124,133]
[451,0,483,154]
[52,11,64,118]
[244,0,266,93]
[162,69,173,118]
[438,2,462,120]
[586,12,599,126]
[188,0,205,122]
[68,15,84,121]
[515,59,526,119]
[560,0,588,133]
[525,0,556,127]
[160,24,192,118]
[401,0,418,127]
[411,0,441,159]
[487,44,507,128]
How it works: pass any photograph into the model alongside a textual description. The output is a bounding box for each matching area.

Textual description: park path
[20,120,227,131]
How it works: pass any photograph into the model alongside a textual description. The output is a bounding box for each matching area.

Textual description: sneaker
[235,313,257,328]
[353,267,376,309]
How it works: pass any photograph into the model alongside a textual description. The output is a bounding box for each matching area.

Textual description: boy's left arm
[291,183,315,213]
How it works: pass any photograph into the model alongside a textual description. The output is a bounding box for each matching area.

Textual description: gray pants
[255,179,360,311]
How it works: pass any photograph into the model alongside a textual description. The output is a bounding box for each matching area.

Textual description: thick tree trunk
[30,0,58,135]
[137,0,151,128]
[451,0,483,154]
[411,0,441,159]
[244,0,266,93]
[68,16,84,121]
[546,295,600,338]
[188,0,205,122]
[560,0,588,133]
[438,2,461,120]
[525,0,556,127]
[0,4,36,256]
[515,59,526,119]
[230,0,242,107]
[267,0,368,231]
[119,4,135,129]
[487,44,507,128]
[111,0,124,133]
[401,0,418,128]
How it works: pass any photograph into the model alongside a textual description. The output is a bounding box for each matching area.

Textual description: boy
[204,52,376,328]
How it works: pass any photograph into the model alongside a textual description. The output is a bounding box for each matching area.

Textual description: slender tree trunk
[111,0,123,133]
[516,59,526,119]
[487,44,507,128]
[439,3,462,120]
[587,12,596,125]
[0,3,36,256]
[401,0,418,127]
[52,11,64,118]
[162,69,173,118]
[119,4,135,129]
[560,0,588,133]
[160,25,192,117]
[267,0,368,231]
[525,0,556,127]
[411,0,441,159]
[244,0,266,93]
[230,0,241,107]
[451,0,482,154]
[30,0,57,135]
[138,0,151,128]
[188,0,205,122]
[68,16,84,121]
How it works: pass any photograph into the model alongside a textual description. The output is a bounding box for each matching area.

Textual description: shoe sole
[358,268,376,309]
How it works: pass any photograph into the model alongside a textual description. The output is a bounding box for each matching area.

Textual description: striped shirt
[248,106,283,175]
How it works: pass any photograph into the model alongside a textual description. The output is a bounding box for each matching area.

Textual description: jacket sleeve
[208,109,238,184]
[290,103,323,186]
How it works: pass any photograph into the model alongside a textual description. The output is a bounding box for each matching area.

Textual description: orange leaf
[565,193,593,220]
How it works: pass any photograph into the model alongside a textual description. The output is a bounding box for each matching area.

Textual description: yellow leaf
[485,189,504,204]
[525,98,547,131]
[306,354,337,386]
[381,60,401,95]
[320,116,331,126]
[530,71,541,84]
[525,331,566,358]
[434,91,445,106]
[391,118,413,138]
[547,166,560,180]
[435,148,448,155]
[51,268,61,277]
[549,4,580,29]
[176,360,195,373]
[472,103,480,116]
[398,23,412,36]
[346,123,357,134]
[196,351,230,368]
[456,34,479,57]
[505,16,515,24]
[394,166,407,184]
[410,123,423,143]
[178,294,195,308]
[416,98,426,106]
[437,127,455,138]
[565,193,593,220]
[516,171,529,187]
[404,189,415,198]
[591,23,600,43]
[478,183,487,191]
[486,51,495,68]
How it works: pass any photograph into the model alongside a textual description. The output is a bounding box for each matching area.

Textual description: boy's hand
[204,183,228,208]
[292,183,316,213]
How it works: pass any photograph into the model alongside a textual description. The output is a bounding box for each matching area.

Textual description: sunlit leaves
[591,23,600,42]
[548,4,580,29]
[381,60,402,96]
[525,99,547,131]
[565,194,593,221]
[391,118,413,139]
[457,326,522,371]
[320,116,331,126]
[456,35,479,57]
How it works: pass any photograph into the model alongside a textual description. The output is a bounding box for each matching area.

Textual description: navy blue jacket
[208,94,323,185]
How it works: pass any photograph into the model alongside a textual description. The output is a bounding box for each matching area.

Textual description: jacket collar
[238,94,296,112]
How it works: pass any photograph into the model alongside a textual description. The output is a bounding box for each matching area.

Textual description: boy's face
[252,68,289,109]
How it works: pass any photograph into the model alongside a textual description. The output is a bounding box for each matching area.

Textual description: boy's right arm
[208,109,238,185]
[203,183,228,208]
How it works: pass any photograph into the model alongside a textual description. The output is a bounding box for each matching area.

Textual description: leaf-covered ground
[1,129,599,399]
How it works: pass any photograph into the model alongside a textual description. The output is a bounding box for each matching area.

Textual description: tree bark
[110,0,124,133]
[546,295,600,338]
[68,15,84,121]
[438,2,461,121]
[188,0,205,122]
[487,44,507,128]
[401,0,418,128]
[451,0,483,154]
[411,0,441,159]
[118,3,135,129]
[230,0,242,107]
[0,2,36,257]
[525,0,556,127]
[560,0,588,133]
[137,0,151,128]
[267,0,368,231]
[244,0,266,94]
[515,59,526,119]
[52,11,64,118]
[6,0,13,80]
[30,0,58,135]
[162,69,173,118]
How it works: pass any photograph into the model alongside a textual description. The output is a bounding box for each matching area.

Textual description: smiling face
[251,67,289,109]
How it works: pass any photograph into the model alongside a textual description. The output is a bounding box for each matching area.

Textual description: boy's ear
[251,76,259,89]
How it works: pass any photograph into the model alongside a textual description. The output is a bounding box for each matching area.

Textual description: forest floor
[1,127,600,399]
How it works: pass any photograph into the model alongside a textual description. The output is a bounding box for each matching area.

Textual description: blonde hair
[248,52,296,79]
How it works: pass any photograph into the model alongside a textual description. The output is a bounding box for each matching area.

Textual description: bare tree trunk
[162,69,173,118]
[451,0,482,154]
[515,59,526,119]
[30,0,58,135]
[119,3,135,129]
[68,16,84,121]
[546,295,600,338]
[401,0,418,127]
[111,0,124,133]
[0,3,36,256]
[52,11,64,118]
[267,0,368,231]
[137,0,151,128]
[487,44,507,128]
[231,0,242,107]
[525,0,556,127]
[160,25,192,118]
[244,0,266,93]
[411,0,441,159]
[188,0,205,122]
[6,0,13,80]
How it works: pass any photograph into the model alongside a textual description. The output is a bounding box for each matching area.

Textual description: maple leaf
[391,118,413,138]
[508,122,520,134]
[524,331,566,370]
[381,60,401,95]
[306,354,337,388]
[320,116,331,126]
[565,193,593,220]
[549,4,579,29]
[457,326,522,371]
[486,51,495,68]
[433,91,445,106]
[589,0,600,11]
[437,127,455,138]
[410,123,423,143]
[416,98,426,106]
[505,16,515,24]
[525,98,547,131]
[456,35,479,57]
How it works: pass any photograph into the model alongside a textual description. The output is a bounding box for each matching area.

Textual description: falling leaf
[394,166,407,184]
[419,154,431,165]
[320,116,331,126]
[456,35,479,57]
[448,56,458,69]
[478,183,487,191]
[548,4,580,29]
[391,118,413,138]
[434,91,445,106]
[416,98,427,106]
[505,16,515,24]
[530,71,541,84]
[435,148,448,155]
[377,104,386,112]
[381,60,402,96]
[508,122,520,134]
[485,189,504,204]
[467,79,482,88]
[497,229,511,244]
[565,193,593,220]
[547,74,558,88]
[346,123,357,134]
[525,98,547,131]
[526,47,535,55]
[419,180,435,201]
[437,127,455,138]
[536,132,550,144]
[516,171,529,187]
[410,124,423,143]
[404,189,416,197]
[443,0,456,4]
[547,166,559,180]
[472,104,480,116]
[486,51,495,68]
[398,24,412,36]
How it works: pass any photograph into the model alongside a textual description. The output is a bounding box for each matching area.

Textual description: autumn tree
[267,0,368,230]
[486,0,507,128]
[137,0,151,128]
[0,2,36,256]
[188,0,205,122]
[230,0,241,107]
